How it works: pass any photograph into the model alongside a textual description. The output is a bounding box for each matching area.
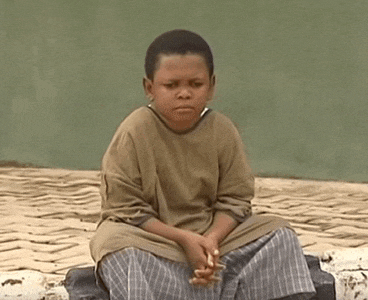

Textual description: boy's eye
[192,82,203,88]
[163,81,203,89]
[164,82,177,88]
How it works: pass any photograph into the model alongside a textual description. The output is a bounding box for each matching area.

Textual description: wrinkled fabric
[90,106,290,266]
[98,228,316,300]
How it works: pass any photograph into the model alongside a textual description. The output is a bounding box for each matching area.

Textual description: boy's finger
[212,251,219,267]
[215,263,226,270]
[189,277,209,285]
[207,253,214,267]
[194,268,214,278]
[209,275,221,282]
[189,276,218,286]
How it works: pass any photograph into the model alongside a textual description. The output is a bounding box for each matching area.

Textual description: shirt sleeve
[214,119,254,222]
[99,128,158,226]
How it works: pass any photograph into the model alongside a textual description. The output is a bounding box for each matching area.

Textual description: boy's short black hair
[144,29,214,80]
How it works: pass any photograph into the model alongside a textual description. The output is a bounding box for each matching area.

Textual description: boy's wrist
[204,211,239,244]
[174,228,187,245]
[203,231,221,244]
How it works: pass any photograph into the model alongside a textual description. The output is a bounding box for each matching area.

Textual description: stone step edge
[1,248,367,300]
[306,248,368,300]
[0,271,68,300]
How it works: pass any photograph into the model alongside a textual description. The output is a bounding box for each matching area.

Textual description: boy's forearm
[139,212,238,246]
[139,217,186,244]
[204,211,239,244]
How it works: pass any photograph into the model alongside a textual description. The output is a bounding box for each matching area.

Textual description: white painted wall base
[2,248,368,300]
[0,271,68,300]
[320,248,368,300]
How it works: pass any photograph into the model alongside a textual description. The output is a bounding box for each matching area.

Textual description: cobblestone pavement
[0,167,367,279]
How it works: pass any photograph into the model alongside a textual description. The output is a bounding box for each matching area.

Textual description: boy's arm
[202,211,238,270]
[215,117,254,225]
[203,211,239,244]
[139,218,218,271]
[139,218,185,244]
[188,212,238,285]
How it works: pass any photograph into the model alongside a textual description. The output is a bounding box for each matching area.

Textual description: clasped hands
[179,231,225,286]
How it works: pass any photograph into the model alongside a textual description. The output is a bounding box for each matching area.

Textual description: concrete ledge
[0,271,67,300]
[1,249,367,300]
[319,248,368,300]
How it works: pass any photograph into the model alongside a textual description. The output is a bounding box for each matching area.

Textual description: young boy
[90,29,316,299]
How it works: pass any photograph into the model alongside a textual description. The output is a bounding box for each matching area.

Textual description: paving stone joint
[0,167,367,299]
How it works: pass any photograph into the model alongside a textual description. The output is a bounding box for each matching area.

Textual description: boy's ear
[210,74,216,88]
[207,74,216,103]
[143,77,154,100]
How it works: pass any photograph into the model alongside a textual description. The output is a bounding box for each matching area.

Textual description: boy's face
[143,53,215,132]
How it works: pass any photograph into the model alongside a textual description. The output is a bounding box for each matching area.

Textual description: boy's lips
[175,106,194,110]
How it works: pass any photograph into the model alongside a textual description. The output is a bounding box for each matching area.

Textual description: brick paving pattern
[0,168,367,278]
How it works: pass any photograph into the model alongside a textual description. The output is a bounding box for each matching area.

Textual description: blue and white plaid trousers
[98,228,316,300]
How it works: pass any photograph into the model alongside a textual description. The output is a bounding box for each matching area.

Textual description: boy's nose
[177,87,191,99]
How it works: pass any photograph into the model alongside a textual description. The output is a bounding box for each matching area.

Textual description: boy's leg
[97,229,315,300]
[98,247,222,300]
[220,228,316,300]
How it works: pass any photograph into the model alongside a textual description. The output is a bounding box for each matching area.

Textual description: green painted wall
[1,1,367,182]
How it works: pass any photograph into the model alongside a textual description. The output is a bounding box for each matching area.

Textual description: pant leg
[98,228,316,300]
[98,247,222,300]
[223,228,316,300]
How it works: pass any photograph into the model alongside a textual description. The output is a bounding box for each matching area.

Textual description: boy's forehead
[155,53,209,76]
[158,53,205,64]
[158,51,203,59]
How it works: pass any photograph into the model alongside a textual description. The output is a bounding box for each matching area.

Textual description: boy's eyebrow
[162,76,205,82]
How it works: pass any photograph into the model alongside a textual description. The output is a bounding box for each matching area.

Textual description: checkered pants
[98,228,316,300]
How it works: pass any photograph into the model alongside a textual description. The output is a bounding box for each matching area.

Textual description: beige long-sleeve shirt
[90,106,289,265]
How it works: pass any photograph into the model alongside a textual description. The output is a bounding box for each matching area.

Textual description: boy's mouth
[175,108,195,115]
[175,106,194,110]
